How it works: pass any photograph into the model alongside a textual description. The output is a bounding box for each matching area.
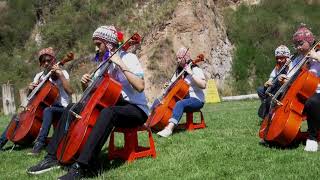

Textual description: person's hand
[264,80,273,87]
[81,73,91,85]
[278,74,288,83]
[52,64,63,77]
[184,65,193,75]
[28,82,38,90]
[163,81,170,89]
[307,49,320,62]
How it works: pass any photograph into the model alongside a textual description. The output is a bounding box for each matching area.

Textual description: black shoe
[0,142,5,151]
[26,157,59,175]
[28,141,46,155]
[0,139,7,151]
[58,162,84,180]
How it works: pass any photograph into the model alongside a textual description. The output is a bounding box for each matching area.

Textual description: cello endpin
[266,92,274,97]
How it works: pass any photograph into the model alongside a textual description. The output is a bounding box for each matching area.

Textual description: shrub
[225,0,320,94]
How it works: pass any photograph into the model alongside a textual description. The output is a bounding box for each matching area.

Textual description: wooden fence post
[19,88,28,107]
[2,84,16,115]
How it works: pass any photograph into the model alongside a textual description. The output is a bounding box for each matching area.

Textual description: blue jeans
[169,97,204,125]
[37,105,64,143]
[256,86,267,101]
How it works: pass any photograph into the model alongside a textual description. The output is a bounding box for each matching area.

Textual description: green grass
[1,100,320,179]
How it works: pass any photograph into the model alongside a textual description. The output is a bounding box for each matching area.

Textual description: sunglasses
[293,40,305,48]
[39,55,54,65]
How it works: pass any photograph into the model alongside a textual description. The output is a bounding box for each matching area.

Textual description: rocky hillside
[140,0,261,100]
[0,0,261,104]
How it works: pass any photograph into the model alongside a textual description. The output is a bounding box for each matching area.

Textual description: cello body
[56,73,122,163]
[146,79,189,130]
[6,82,59,145]
[259,67,319,146]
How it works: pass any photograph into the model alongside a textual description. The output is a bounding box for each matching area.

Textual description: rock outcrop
[139,0,236,101]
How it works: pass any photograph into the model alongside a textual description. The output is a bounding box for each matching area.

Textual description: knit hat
[92,26,118,45]
[274,45,291,58]
[176,47,191,62]
[38,47,55,59]
[292,24,315,45]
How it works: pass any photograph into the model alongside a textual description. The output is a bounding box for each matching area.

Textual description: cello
[258,55,293,118]
[56,33,141,164]
[259,41,320,146]
[6,52,74,145]
[146,54,204,130]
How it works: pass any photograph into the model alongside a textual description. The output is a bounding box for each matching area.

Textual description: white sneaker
[304,139,318,152]
[157,128,173,138]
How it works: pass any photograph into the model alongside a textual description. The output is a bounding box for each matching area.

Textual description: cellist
[27,25,149,179]
[257,45,291,119]
[0,47,73,154]
[277,25,320,152]
[157,47,207,137]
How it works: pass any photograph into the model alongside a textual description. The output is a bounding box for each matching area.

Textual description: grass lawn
[0,100,320,179]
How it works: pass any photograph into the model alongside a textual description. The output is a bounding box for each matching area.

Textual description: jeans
[169,97,204,125]
[256,86,267,101]
[37,105,64,144]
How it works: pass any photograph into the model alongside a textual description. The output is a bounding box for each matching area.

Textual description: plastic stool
[180,110,206,131]
[108,125,156,162]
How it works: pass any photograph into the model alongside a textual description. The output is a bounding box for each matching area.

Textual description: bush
[225,0,320,94]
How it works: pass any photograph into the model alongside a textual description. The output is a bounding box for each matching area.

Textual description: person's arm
[52,65,73,95]
[27,72,42,95]
[308,49,320,62]
[265,68,276,87]
[185,66,206,89]
[111,53,145,92]
[81,73,91,91]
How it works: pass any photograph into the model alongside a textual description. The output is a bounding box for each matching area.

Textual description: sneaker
[157,128,173,138]
[26,157,60,175]
[259,139,267,146]
[28,141,46,155]
[58,162,84,180]
[304,139,318,152]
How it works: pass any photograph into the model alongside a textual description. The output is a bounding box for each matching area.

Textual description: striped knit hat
[38,47,55,59]
[292,24,315,45]
[176,47,191,62]
[274,45,290,58]
[92,26,118,45]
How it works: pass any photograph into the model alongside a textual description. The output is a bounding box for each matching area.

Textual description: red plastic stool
[108,125,156,162]
[179,110,206,131]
